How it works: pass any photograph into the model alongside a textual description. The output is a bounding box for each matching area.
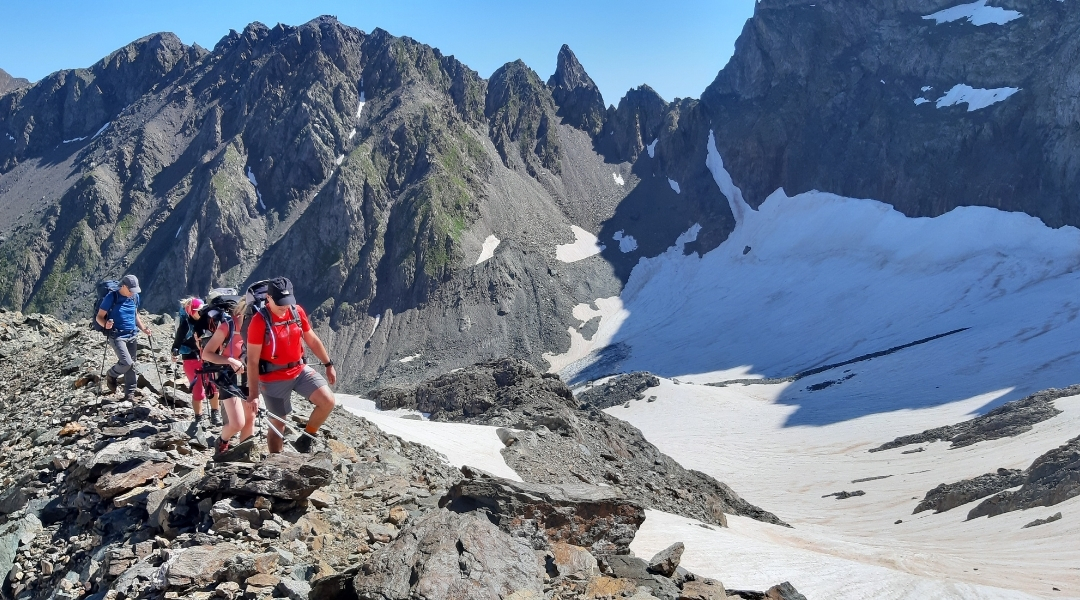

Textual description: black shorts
[214,369,248,400]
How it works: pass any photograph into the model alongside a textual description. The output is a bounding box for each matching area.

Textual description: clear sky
[0,0,756,106]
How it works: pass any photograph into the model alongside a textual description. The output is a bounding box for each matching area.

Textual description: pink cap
[190,298,204,310]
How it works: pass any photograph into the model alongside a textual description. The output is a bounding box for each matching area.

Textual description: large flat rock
[195,453,333,500]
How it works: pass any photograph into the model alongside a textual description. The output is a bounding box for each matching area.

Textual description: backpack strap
[260,306,302,360]
[102,290,119,323]
[223,314,236,359]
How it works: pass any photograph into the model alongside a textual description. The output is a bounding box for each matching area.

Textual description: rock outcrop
[967,435,1080,520]
[577,371,660,410]
[871,385,1074,452]
[701,0,1080,228]
[547,45,606,137]
[0,68,29,95]
[914,468,1025,514]
[373,357,787,528]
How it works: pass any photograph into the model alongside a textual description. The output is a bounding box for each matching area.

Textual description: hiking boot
[122,392,134,403]
[209,410,222,427]
[292,433,314,454]
[215,437,230,456]
[214,436,256,463]
[106,374,118,394]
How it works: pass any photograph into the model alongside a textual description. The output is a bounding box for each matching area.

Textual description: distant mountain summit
[0,68,29,95]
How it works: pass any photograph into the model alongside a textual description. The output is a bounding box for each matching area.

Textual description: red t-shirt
[247,305,311,381]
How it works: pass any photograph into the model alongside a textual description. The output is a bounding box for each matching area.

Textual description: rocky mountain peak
[0,68,29,95]
[486,59,561,176]
[598,84,668,163]
[547,44,605,137]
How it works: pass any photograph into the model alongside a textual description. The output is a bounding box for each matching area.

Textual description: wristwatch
[322,360,334,367]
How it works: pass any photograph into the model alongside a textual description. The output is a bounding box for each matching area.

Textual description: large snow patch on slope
[338,395,520,481]
[551,182,1080,424]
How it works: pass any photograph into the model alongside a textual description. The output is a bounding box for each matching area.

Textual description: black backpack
[244,279,302,361]
[200,287,241,345]
[90,280,120,334]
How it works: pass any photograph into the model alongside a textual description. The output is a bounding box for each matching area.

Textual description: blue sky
[0,0,756,105]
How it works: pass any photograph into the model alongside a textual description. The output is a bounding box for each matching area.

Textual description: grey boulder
[354,509,544,600]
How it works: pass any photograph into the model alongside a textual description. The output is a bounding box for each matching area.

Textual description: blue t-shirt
[99,292,140,333]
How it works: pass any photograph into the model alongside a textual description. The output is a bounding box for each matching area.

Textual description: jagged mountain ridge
[1,0,1078,390]
[0,17,642,391]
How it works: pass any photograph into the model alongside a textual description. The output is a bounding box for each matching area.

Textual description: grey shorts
[260,366,328,420]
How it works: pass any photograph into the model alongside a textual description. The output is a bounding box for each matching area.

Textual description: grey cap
[120,274,141,293]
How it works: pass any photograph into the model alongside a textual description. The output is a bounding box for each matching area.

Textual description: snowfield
[613,230,638,253]
[620,379,1080,599]
[935,84,1020,112]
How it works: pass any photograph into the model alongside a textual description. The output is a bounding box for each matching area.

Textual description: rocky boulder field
[0,308,805,600]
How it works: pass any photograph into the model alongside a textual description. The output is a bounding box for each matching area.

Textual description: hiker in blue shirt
[96,274,152,401]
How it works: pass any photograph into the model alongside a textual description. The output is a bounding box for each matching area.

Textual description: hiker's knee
[311,386,334,408]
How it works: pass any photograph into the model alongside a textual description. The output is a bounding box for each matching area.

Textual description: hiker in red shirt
[245,277,336,453]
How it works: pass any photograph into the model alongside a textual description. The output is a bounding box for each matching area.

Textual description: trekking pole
[99,342,108,379]
[146,332,169,408]
[253,406,297,451]
[260,405,321,452]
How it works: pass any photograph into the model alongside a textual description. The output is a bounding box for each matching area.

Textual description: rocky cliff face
[3,0,1079,390]
[700,0,1080,223]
